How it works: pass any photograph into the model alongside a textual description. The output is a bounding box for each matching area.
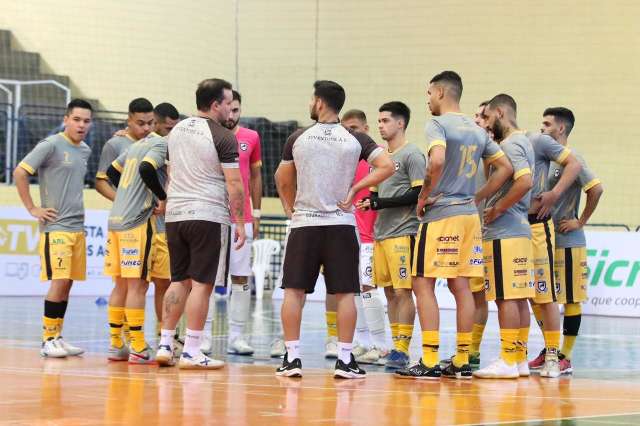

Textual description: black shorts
[166,220,229,285]
[282,225,359,295]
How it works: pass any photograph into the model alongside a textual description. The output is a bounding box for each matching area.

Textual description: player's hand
[337,188,356,212]
[356,197,371,211]
[29,206,57,223]
[558,218,581,233]
[483,206,504,225]
[113,128,128,137]
[416,193,442,218]
[153,200,166,216]
[535,190,559,220]
[234,223,246,250]
[252,217,260,239]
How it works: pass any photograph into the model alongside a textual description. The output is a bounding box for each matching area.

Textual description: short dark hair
[196,78,233,111]
[313,80,346,113]
[479,100,490,107]
[488,93,517,116]
[65,98,93,115]
[232,90,242,104]
[128,97,153,114]
[379,101,411,130]
[543,107,575,136]
[154,102,179,121]
[430,71,463,101]
[342,109,367,123]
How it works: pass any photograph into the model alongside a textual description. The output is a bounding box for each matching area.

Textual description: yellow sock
[325,311,337,338]
[397,324,414,354]
[500,328,519,365]
[517,326,530,363]
[421,330,439,367]
[471,323,485,355]
[543,330,561,352]
[452,332,472,367]
[532,304,544,329]
[391,323,400,351]
[122,320,131,345]
[108,306,125,348]
[125,308,146,353]
[42,316,58,342]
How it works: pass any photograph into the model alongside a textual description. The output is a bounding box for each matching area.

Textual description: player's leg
[157,279,191,366]
[41,279,73,358]
[470,284,488,369]
[153,278,170,333]
[558,247,587,374]
[278,288,306,376]
[56,231,86,355]
[125,277,151,363]
[227,223,255,355]
[517,299,531,375]
[324,293,338,358]
[150,231,171,336]
[373,240,397,351]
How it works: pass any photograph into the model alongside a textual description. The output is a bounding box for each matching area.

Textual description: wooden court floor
[1,296,640,425]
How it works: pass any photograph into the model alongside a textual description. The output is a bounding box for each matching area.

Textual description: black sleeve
[106,165,121,188]
[139,161,167,201]
[370,186,421,210]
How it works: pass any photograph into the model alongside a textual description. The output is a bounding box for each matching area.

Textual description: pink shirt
[354,159,376,243]
[233,127,261,223]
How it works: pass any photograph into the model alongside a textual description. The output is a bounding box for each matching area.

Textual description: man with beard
[274,80,394,378]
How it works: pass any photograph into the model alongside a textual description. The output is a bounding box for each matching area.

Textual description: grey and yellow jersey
[527,132,571,199]
[96,134,136,180]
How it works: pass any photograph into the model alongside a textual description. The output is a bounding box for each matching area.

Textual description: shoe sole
[473,374,519,379]
[108,356,129,362]
[540,372,561,378]
[41,353,67,358]
[227,350,255,356]
[156,355,175,367]
[394,373,440,380]
[179,363,225,370]
[270,353,286,358]
[443,374,472,380]
[385,364,409,370]
[275,368,302,377]
[334,370,366,379]
[519,372,531,377]
[560,368,573,375]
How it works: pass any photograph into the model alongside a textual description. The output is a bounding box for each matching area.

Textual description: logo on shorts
[536,268,545,277]
[121,248,139,256]
[365,266,372,277]
[513,257,528,264]
[121,260,141,267]
[399,255,406,264]
[473,245,482,254]
[399,267,407,279]
[240,142,248,151]
[437,248,458,255]
[537,280,547,293]
[437,236,460,242]
[469,258,483,265]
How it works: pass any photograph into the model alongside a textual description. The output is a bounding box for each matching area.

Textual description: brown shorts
[282,225,359,294]
[166,220,229,285]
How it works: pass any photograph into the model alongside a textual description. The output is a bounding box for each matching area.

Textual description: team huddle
[15,70,603,380]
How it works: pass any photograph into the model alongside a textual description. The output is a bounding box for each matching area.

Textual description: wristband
[253,209,261,218]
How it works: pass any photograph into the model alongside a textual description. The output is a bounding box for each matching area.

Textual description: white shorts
[215,223,253,286]
[360,242,374,288]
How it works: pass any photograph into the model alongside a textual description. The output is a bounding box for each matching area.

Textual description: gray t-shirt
[281,123,383,229]
[549,150,600,248]
[109,135,167,232]
[97,135,135,179]
[166,117,239,225]
[19,132,91,232]
[423,113,504,222]
[527,132,571,200]
[483,131,534,240]
[373,143,426,240]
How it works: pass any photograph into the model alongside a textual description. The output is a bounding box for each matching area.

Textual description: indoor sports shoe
[473,358,519,379]
[325,336,338,359]
[270,338,287,358]
[156,345,175,367]
[528,348,546,371]
[227,336,255,356]
[559,354,573,375]
[200,334,212,355]
[108,344,129,361]
[56,337,84,356]
[334,354,366,379]
[352,344,369,358]
[385,349,410,369]
[540,349,561,378]
[276,353,302,377]
[173,336,184,358]
[395,359,441,380]
[356,347,389,365]
[128,346,155,365]
[179,352,225,370]
[518,361,530,377]
[442,361,472,380]
[41,338,67,358]
[440,353,481,371]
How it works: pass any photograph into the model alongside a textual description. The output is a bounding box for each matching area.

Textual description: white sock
[183,328,203,356]
[229,283,251,341]
[338,341,353,364]
[160,329,175,348]
[354,295,370,348]
[362,290,387,349]
[285,340,300,360]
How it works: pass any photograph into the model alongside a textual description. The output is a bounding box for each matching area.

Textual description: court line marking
[461,411,640,426]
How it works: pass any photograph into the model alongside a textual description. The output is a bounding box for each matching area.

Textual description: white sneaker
[156,344,176,367]
[473,358,519,379]
[173,337,184,358]
[356,347,389,365]
[518,361,530,377]
[40,339,67,358]
[200,335,212,355]
[540,351,561,378]
[270,338,286,358]
[178,352,225,370]
[352,344,369,358]
[325,336,338,359]
[227,336,254,355]
[56,337,84,356]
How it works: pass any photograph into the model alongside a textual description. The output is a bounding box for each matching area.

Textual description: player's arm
[558,181,604,233]
[95,142,118,201]
[416,144,445,217]
[249,140,263,238]
[13,141,57,223]
[275,163,296,219]
[139,161,167,215]
[368,186,421,210]
[484,171,533,225]
[217,132,245,249]
[475,155,512,204]
[536,138,582,219]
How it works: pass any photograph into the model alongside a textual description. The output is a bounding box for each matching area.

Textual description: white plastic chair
[252,239,281,299]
